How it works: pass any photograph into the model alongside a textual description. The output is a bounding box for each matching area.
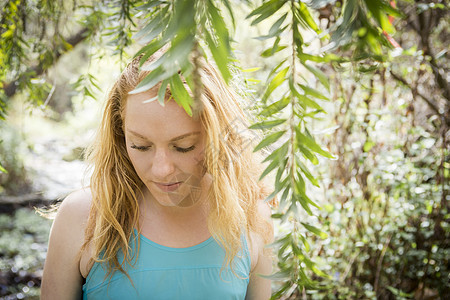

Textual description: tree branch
[390,70,444,117]
[2,27,89,98]
[374,234,392,296]
[415,7,449,102]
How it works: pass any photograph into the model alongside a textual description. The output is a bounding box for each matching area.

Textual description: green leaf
[365,0,395,34]
[136,0,166,10]
[299,234,310,252]
[255,13,288,40]
[255,25,289,41]
[303,63,330,91]
[279,186,291,211]
[296,170,306,193]
[169,74,193,116]
[142,96,158,104]
[266,59,287,81]
[222,0,236,29]
[274,174,289,195]
[295,127,334,159]
[131,67,165,94]
[0,163,7,174]
[135,39,164,67]
[296,189,320,214]
[289,79,324,111]
[242,67,261,73]
[298,144,319,165]
[247,0,286,25]
[297,159,319,187]
[365,30,383,56]
[206,0,232,83]
[291,238,303,256]
[297,94,325,111]
[83,87,95,99]
[259,96,290,117]
[262,66,289,103]
[259,157,287,180]
[301,222,328,239]
[271,280,295,300]
[134,32,194,94]
[294,193,313,216]
[261,43,287,57]
[160,0,195,43]
[259,269,292,280]
[295,2,320,33]
[262,141,289,163]
[269,13,288,36]
[363,140,375,152]
[254,130,286,152]
[249,119,287,130]
[204,28,231,83]
[267,233,292,250]
[307,0,338,9]
[133,6,169,43]
[386,286,414,298]
[157,78,169,106]
[207,0,230,50]
[298,51,345,63]
[298,84,329,101]
[292,22,303,46]
[298,52,328,63]
[164,33,195,68]
[265,164,289,202]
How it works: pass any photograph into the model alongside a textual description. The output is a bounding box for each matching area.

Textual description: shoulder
[57,187,92,220]
[48,187,93,250]
[51,188,92,238]
[246,199,273,300]
[257,198,273,224]
[41,188,92,299]
[248,199,273,270]
[53,187,93,263]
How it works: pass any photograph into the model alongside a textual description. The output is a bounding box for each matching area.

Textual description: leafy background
[0,0,448,299]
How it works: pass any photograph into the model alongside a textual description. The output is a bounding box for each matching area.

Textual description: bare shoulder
[41,188,92,299]
[51,187,92,240]
[59,187,92,215]
[246,199,274,300]
[257,199,273,224]
[249,199,274,269]
[51,187,93,247]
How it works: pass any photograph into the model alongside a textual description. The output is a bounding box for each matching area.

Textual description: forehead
[124,90,203,141]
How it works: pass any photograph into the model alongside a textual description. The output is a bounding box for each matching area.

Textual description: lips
[154,181,182,192]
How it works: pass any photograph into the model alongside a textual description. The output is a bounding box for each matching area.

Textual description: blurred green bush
[0,208,51,299]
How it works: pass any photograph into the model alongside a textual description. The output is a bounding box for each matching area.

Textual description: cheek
[192,148,206,171]
[127,150,149,176]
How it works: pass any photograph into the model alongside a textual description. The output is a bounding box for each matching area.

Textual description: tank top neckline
[133,228,214,253]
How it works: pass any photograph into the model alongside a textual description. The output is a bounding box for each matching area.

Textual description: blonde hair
[82,49,272,279]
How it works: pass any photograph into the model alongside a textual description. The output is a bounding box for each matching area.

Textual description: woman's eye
[130,145,150,151]
[175,145,196,153]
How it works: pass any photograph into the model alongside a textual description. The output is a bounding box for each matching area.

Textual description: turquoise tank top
[82,230,251,299]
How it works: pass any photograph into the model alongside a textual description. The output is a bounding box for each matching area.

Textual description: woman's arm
[246,200,274,300]
[41,189,91,300]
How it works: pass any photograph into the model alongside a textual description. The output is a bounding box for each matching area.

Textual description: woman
[41,50,274,299]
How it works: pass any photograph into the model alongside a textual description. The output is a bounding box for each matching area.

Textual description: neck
[138,175,212,223]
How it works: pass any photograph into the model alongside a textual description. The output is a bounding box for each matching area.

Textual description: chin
[151,189,201,208]
[147,186,186,206]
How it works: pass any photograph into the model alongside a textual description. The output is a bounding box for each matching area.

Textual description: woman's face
[123,90,208,208]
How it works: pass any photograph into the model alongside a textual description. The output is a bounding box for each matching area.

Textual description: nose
[151,148,175,180]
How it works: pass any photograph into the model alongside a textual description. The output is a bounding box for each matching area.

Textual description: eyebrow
[127,130,201,142]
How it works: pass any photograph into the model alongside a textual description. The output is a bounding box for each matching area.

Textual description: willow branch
[2,27,89,98]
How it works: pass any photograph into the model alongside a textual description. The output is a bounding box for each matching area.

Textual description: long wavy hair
[82,49,272,278]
